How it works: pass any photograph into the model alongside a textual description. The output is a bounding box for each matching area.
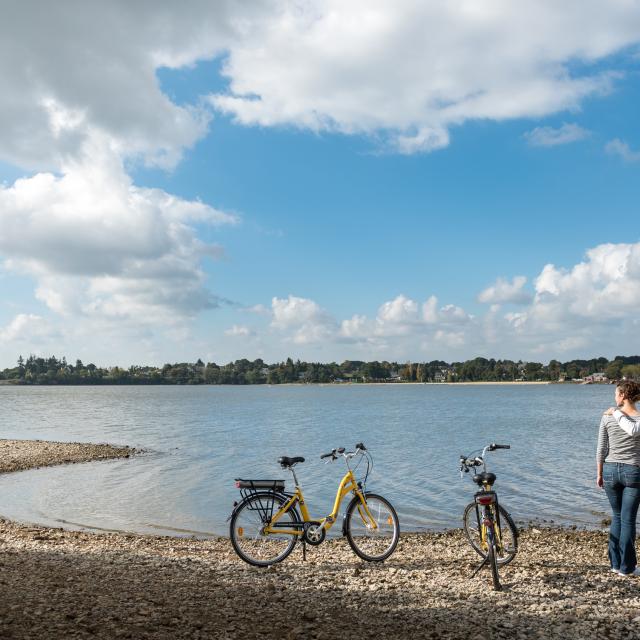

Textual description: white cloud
[524,123,590,147]
[211,0,640,152]
[478,276,531,304]
[377,295,419,325]
[270,295,336,344]
[0,314,53,343]
[605,138,640,163]
[238,241,640,362]
[0,142,238,324]
[532,243,640,319]
[0,2,266,171]
[225,325,252,337]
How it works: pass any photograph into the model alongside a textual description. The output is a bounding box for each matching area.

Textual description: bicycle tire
[230,492,298,567]
[344,492,399,562]
[487,527,502,591]
[463,502,518,566]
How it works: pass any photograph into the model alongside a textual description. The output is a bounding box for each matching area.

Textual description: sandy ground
[1,439,638,639]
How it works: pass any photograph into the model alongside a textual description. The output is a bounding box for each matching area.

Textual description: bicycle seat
[473,472,496,486]
[278,456,305,467]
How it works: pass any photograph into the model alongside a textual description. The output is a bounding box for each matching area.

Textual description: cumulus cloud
[0,142,238,324]
[478,276,532,304]
[211,0,640,152]
[524,123,590,147]
[225,325,252,337]
[241,242,640,361]
[0,2,255,346]
[335,295,473,354]
[532,243,640,319]
[270,295,337,344]
[0,314,54,344]
[0,2,268,171]
[605,138,640,163]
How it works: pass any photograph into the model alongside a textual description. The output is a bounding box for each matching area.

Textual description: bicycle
[459,443,518,591]
[229,442,400,567]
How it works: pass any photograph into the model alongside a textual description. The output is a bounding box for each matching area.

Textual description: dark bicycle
[459,443,518,591]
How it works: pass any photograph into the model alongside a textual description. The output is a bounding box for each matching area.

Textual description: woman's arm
[596,417,608,487]
[597,460,604,488]
[607,408,640,435]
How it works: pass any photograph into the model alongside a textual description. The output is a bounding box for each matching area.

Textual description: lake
[0,383,614,536]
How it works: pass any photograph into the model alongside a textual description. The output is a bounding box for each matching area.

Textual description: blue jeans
[603,462,640,574]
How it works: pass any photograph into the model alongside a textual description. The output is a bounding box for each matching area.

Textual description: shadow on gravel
[2,541,631,640]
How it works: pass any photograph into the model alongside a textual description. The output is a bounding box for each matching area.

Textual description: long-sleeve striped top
[597,412,640,466]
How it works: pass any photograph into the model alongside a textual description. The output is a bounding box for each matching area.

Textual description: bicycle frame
[264,468,377,536]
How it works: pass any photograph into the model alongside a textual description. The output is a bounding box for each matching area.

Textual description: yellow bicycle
[229,443,399,566]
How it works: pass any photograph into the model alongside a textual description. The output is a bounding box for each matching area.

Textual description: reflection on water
[0,384,613,536]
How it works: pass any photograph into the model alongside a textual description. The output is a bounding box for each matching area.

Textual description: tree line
[1,354,639,385]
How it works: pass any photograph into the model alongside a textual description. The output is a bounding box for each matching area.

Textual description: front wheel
[230,493,298,567]
[344,492,399,562]
[463,502,518,566]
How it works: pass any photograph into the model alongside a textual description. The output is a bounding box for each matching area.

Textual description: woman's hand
[603,407,616,416]
[597,475,604,488]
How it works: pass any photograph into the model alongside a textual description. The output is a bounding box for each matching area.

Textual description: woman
[597,380,640,576]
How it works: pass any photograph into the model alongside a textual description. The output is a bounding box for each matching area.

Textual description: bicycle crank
[303,522,326,545]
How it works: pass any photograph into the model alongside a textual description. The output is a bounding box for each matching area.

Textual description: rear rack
[234,479,286,524]
[235,478,285,490]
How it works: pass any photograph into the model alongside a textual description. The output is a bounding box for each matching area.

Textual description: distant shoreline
[1,380,591,388]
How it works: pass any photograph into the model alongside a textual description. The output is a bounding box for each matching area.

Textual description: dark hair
[618,380,640,404]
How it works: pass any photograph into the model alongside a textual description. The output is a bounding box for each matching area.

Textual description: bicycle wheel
[344,492,399,562]
[487,527,502,591]
[463,502,518,566]
[230,493,298,567]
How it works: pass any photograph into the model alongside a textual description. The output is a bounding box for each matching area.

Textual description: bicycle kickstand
[469,553,490,579]
[302,539,307,562]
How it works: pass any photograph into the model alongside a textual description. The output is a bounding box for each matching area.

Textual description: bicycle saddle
[278,456,305,467]
[473,472,496,486]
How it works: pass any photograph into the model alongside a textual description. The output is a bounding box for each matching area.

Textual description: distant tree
[621,364,640,381]
[606,361,623,381]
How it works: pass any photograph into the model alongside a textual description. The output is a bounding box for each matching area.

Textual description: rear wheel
[344,493,399,562]
[230,493,298,567]
[463,502,518,566]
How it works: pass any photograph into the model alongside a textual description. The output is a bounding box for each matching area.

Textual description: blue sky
[1,2,639,367]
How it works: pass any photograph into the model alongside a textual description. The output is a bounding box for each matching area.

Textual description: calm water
[0,384,614,536]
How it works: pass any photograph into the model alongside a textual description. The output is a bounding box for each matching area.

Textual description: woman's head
[616,380,640,406]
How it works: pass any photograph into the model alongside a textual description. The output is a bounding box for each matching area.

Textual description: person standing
[597,380,640,575]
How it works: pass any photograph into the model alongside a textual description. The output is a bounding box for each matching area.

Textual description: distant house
[584,372,608,384]
[434,369,449,383]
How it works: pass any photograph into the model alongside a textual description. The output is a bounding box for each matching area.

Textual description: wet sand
[1,439,638,639]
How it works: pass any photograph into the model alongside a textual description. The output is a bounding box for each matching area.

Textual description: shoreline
[1,380,559,387]
[0,439,635,639]
[0,438,138,474]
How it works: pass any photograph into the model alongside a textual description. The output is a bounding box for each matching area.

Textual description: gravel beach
[1,440,639,639]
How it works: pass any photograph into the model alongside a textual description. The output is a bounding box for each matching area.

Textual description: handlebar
[320,447,345,460]
[459,442,511,473]
[320,442,367,461]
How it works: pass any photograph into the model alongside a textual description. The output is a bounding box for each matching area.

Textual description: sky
[1,1,640,368]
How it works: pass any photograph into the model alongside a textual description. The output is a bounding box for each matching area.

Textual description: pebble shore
[1,440,639,639]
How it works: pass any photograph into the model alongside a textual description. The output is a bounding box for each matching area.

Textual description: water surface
[0,384,613,536]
